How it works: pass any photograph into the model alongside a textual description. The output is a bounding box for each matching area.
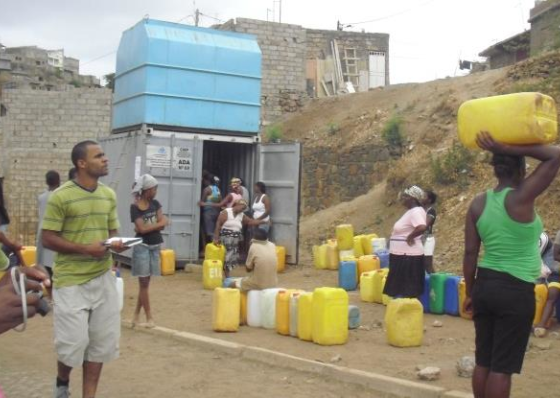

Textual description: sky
[0,0,537,85]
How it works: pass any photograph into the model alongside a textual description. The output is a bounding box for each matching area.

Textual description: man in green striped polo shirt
[42,140,125,398]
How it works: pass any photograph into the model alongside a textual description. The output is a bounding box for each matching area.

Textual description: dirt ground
[114,264,560,398]
[0,312,376,398]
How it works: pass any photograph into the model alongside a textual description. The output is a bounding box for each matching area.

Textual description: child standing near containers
[130,174,168,328]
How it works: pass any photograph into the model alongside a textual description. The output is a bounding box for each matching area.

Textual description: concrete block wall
[218,18,309,124]
[306,29,390,86]
[301,145,391,215]
[530,1,560,55]
[0,87,112,243]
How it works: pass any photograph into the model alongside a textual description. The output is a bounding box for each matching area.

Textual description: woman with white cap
[130,174,168,328]
[384,185,428,298]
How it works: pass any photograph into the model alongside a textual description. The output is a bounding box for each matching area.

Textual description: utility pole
[195,8,200,26]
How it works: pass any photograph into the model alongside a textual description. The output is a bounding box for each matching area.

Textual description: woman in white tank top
[252,182,271,232]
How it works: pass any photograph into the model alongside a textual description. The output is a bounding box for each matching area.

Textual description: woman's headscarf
[132,174,158,196]
[403,185,426,203]
[230,177,241,188]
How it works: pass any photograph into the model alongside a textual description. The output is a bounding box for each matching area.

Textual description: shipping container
[99,126,301,264]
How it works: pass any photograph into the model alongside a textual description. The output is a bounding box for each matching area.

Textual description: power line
[82,50,116,66]
[198,12,225,23]
[176,14,194,23]
[343,0,437,27]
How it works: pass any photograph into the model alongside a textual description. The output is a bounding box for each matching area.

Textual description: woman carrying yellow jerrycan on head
[463,131,560,398]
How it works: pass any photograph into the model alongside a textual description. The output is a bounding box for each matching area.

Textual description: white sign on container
[146,145,193,171]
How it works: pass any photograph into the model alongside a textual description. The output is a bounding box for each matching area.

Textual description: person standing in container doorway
[36,170,61,281]
[463,132,560,398]
[198,173,222,247]
[252,181,271,233]
[384,185,427,298]
[423,190,437,274]
[211,177,243,209]
[42,140,126,398]
[130,174,167,328]
[213,199,265,277]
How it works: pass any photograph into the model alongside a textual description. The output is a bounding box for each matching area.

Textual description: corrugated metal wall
[202,141,256,199]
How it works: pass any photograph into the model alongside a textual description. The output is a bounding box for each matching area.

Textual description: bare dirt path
[0,315,376,398]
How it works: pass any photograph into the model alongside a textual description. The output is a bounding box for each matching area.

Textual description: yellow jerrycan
[203,259,223,290]
[240,291,248,326]
[205,242,225,263]
[381,275,391,306]
[297,292,314,341]
[314,244,328,269]
[458,278,473,320]
[312,287,349,345]
[372,268,389,304]
[533,284,548,326]
[335,224,354,251]
[362,233,378,255]
[276,289,292,336]
[160,249,176,276]
[458,92,557,148]
[358,255,380,277]
[353,236,365,258]
[360,271,375,302]
[326,240,339,270]
[385,298,424,347]
[276,246,286,273]
[212,288,240,332]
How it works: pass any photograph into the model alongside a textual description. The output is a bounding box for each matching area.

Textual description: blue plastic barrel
[348,305,360,329]
[338,260,358,291]
[375,249,390,268]
[420,274,431,313]
[444,276,461,316]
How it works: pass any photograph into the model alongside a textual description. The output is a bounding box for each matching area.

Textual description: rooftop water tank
[112,19,262,133]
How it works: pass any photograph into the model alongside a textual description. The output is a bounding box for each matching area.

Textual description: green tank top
[476,188,541,283]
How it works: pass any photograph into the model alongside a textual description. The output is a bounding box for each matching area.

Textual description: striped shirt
[42,181,120,288]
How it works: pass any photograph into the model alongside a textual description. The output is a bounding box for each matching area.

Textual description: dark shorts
[202,207,220,236]
[383,254,425,298]
[472,268,535,374]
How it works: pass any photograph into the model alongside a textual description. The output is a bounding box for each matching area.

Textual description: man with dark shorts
[42,140,125,398]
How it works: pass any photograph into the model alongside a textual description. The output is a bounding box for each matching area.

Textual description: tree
[104,73,115,92]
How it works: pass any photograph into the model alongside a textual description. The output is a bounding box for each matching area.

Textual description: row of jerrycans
[415,273,550,326]
[313,234,385,270]
[212,286,349,345]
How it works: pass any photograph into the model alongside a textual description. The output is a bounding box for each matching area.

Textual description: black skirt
[383,253,425,298]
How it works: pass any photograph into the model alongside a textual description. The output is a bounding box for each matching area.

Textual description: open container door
[256,142,301,264]
[145,133,203,261]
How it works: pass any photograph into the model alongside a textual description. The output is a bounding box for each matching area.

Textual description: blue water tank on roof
[112,19,262,133]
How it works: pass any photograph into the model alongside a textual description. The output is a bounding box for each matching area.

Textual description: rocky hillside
[281,51,560,272]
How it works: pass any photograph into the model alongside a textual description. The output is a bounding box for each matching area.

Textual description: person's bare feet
[144,320,156,328]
